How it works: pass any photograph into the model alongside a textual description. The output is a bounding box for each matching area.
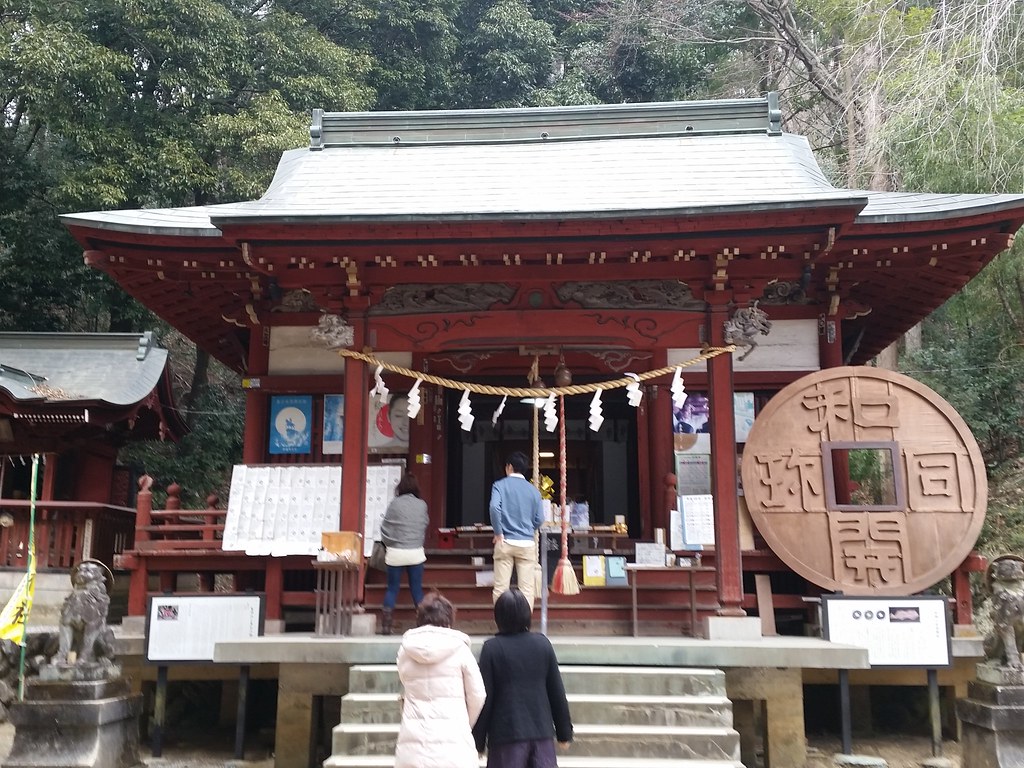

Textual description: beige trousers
[491,539,539,610]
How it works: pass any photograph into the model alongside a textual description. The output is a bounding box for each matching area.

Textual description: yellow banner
[0,552,36,644]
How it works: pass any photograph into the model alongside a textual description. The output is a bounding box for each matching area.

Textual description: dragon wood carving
[723,301,772,361]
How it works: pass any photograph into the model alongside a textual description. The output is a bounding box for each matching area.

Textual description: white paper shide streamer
[625,373,643,407]
[588,389,604,432]
[543,393,558,432]
[406,379,422,420]
[670,366,687,409]
[457,389,474,431]
[369,365,390,405]
[492,395,507,426]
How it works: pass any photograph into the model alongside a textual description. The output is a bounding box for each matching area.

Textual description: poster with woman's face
[672,393,710,453]
[367,394,410,453]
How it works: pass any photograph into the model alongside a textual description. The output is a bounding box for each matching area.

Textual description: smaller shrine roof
[0,332,169,407]
[858,191,1024,222]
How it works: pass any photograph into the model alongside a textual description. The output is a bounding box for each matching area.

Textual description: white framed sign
[822,595,951,668]
[634,542,667,566]
[680,494,716,546]
[146,594,264,663]
[675,453,712,495]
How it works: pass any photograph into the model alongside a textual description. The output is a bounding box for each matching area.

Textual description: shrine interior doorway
[443,387,640,534]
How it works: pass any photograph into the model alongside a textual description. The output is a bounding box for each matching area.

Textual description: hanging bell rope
[550,394,581,595]
[529,356,542,490]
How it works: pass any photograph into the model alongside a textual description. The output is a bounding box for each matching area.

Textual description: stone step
[340,692,733,728]
[324,756,743,768]
[347,664,727,697]
[332,723,740,761]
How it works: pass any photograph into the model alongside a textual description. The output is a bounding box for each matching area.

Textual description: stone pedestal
[2,672,142,768]
[956,664,1024,768]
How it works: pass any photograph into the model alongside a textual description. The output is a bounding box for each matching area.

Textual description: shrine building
[0,331,186,623]
[60,94,1024,632]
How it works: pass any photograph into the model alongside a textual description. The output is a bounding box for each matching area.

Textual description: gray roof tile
[0,332,168,407]
[58,99,1024,235]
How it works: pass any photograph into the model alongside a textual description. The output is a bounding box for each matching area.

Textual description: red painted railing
[0,499,135,570]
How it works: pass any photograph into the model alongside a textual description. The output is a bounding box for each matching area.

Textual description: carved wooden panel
[741,366,986,595]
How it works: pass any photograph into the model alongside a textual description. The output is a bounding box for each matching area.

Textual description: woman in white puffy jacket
[395,591,486,768]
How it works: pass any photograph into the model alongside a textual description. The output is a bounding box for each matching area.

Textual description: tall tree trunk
[904,323,922,355]
[180,348,211,429]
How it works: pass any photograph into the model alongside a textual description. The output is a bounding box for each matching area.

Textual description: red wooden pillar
[819,314,843,369]
[340,309,369,534]
[128,479,153,616]
[636,394,652,538]
[648,349,673,536]
[427,377,447,535]
[707,301,745,616]
[158,483,180,593]
[36,453,58,568]
[243,328,270,464]
[952,563,973,626]
[408,353,439,542]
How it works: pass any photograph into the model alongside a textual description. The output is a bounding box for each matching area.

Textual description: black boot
[380,608,394,636]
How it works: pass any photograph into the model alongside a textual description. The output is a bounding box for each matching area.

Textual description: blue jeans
[383,563,424,609]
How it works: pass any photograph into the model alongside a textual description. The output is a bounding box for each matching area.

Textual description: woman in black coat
[472,588,573,767]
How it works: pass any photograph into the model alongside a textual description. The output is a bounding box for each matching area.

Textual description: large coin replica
[741,366,986,595]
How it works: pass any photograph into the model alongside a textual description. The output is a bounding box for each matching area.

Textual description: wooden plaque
[740,366,986,595]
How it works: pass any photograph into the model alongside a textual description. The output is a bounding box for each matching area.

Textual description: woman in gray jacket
[379,473,429,635]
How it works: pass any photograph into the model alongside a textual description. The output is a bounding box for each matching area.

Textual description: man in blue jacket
[489,451,545,610]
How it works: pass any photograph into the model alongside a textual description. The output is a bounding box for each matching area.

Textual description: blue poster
[269,396,313,454]
[322,394,345,455]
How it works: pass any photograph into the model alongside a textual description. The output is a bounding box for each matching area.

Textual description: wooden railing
[0,499,135,570]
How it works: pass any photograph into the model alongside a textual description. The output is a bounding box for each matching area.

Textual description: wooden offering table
[626,561,716,638]
[448,525,630,554]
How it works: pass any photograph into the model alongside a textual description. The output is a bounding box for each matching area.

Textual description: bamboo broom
[550,394,580,595]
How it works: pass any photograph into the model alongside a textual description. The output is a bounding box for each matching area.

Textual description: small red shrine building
[61,94,1024,627]
[0,331,186,620]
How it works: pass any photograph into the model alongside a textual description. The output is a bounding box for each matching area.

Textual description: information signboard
[822,595,951,668]
[146,594,264,663]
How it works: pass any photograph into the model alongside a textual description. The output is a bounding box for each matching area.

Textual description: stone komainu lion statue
[983,554,1024,668]
[56,560,116,665]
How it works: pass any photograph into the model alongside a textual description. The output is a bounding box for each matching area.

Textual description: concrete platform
[212,633,871,669]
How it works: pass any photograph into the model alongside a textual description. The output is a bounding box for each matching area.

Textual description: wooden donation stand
[312,560,360,636]
[314,531,362,636]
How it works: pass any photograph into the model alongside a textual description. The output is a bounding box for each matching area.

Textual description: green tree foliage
[119,330,247,505]
[533,0,745,106]
[880,0,1024,194]
[462,0,557,106]
[294,0,465,110]
[902,244,1024,557]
